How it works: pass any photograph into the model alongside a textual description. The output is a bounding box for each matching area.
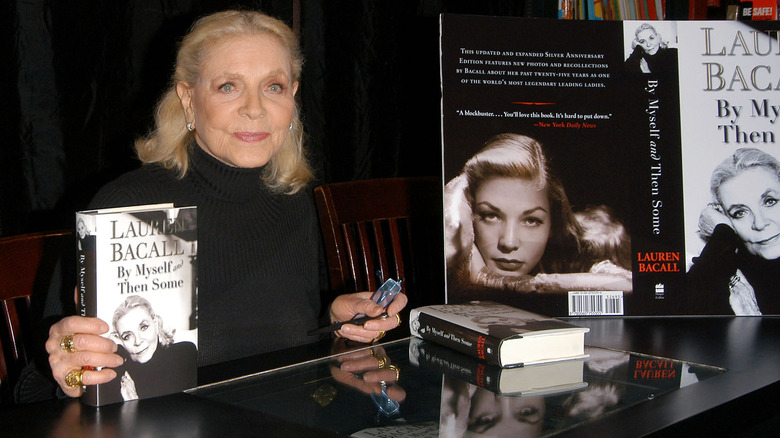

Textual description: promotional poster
[441,15,779,316]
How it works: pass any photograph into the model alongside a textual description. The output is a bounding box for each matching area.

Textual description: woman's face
[472,177,551,277]
[115,306,159,363]
[636,28,661,55]
[467,389,544,436]
[177,34,298,168]
[77,220,86,239]
[718,167,780,259]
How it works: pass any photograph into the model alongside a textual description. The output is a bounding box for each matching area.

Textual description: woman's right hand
[46,316,124,397]
[639,57,650,73]
[698,203,731,238]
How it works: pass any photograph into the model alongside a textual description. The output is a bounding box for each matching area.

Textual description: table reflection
[44,395,227,438]
[191,338,724,437]
[328,341,406,418]
[441,379,546,437]
[430,344,722,438]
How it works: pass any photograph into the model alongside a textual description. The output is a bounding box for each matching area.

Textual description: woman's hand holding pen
[329,292,407,343]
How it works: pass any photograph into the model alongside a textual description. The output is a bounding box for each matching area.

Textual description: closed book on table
[409,301,588,368]
[76,203,198,406]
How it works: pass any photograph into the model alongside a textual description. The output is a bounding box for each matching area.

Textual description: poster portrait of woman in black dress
[105,295,197,402]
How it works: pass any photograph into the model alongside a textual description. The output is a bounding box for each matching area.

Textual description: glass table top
[190,337,725,437]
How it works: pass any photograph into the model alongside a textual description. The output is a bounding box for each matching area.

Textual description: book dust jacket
[440,15,779,316]
[76,204,198,405]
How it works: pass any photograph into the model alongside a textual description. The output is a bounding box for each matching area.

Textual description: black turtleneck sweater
[87,145,322,366]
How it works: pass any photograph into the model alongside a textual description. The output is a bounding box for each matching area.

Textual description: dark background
[0,0,569,237]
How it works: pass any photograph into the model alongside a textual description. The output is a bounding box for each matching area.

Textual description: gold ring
[60,334,77,353]
[395,313,402,327]
[388,364,400,381]
[375,353,389,369]
[65,369,84,387]
[369,330,386,344]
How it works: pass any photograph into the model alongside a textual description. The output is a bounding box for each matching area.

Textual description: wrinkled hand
[729,270,762,316]
[329,291,408,343]
[639,57,650,73]
[46,315,123,397]
[329,343,406,403]
[120,371,138,401]
[698,203,730,238]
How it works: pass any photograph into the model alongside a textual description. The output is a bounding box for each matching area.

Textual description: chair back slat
[387,219,404,286]
[356,221,377,291]
[2,299,28,362]
[314,178,444,309]
[371,219,390,291]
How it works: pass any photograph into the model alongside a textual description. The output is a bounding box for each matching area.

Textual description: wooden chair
[0,230,71,396]
[314,177,444,309]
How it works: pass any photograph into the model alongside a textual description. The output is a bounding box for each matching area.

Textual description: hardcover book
[409,301,589,368]
[440,15,780,316]
[76,203,198,406]
[409,337,587,396]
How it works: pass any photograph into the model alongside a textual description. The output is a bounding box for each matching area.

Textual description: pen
[307,313,388,336]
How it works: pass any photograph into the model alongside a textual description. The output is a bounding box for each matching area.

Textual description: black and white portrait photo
[444,133,632,306]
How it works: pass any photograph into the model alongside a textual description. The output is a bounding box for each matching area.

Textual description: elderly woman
[625,23,677,74]
[688,148,780,315]
[41,10,406,399]
[106,296,197,402]
[444,133,631,299]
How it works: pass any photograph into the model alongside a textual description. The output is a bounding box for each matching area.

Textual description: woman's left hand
[329,291,408,343]
[120,371,139,401]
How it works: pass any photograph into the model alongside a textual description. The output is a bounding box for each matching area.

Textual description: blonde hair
[135,10,312,194]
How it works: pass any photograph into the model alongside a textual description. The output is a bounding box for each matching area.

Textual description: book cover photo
[76,203,198,406]
[409,301,589,368]
[676,21,780,315]
[440,14,780,316]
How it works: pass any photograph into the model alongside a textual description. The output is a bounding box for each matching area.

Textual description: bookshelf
[552,0,778,19]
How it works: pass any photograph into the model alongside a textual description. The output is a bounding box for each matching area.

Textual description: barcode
[568,291,624,316]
